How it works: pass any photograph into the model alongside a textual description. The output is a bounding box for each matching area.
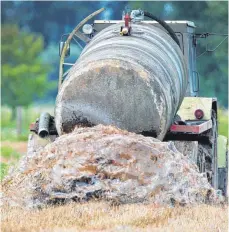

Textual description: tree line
[1,1,228,115]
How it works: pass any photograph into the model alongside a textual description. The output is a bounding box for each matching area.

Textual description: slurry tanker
[29,8,228,196]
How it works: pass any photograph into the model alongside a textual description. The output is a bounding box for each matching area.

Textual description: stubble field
[1,202,228,232]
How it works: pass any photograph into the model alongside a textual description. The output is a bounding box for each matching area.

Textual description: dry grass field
[1,202,228,232]
[1,107,228,232]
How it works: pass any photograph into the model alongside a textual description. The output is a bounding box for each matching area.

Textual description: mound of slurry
[2,125,219,208]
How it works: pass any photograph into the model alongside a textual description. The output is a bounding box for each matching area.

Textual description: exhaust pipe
[38,112,51,138]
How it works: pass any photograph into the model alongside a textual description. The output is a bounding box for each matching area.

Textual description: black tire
[211,110,218,189]
[197,110,218,189]
[218,140,228,196]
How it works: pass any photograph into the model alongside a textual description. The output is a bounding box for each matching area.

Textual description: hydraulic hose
[144,11,180,47]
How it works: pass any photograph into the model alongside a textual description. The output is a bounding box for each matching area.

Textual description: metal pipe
[58,8,105,91]
[144,11,180,47]
[38,112,51,138]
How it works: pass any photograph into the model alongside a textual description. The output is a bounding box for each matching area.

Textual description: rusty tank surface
[55,22,188,140]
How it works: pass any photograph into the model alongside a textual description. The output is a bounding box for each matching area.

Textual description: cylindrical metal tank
[55,22,188,140]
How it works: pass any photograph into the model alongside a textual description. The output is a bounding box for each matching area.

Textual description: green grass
[217,135,227,167]
[218,109,228,138]
[0,163,9,180]
[1,128,29,141]
[0,146,22,180]
[1,105,54,141]
[1,146,20,160]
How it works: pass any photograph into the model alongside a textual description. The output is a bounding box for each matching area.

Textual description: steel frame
[170,120,212,134]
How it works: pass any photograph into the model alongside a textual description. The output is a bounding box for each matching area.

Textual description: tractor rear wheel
[217,136,228,196]
[197,110,218,189]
